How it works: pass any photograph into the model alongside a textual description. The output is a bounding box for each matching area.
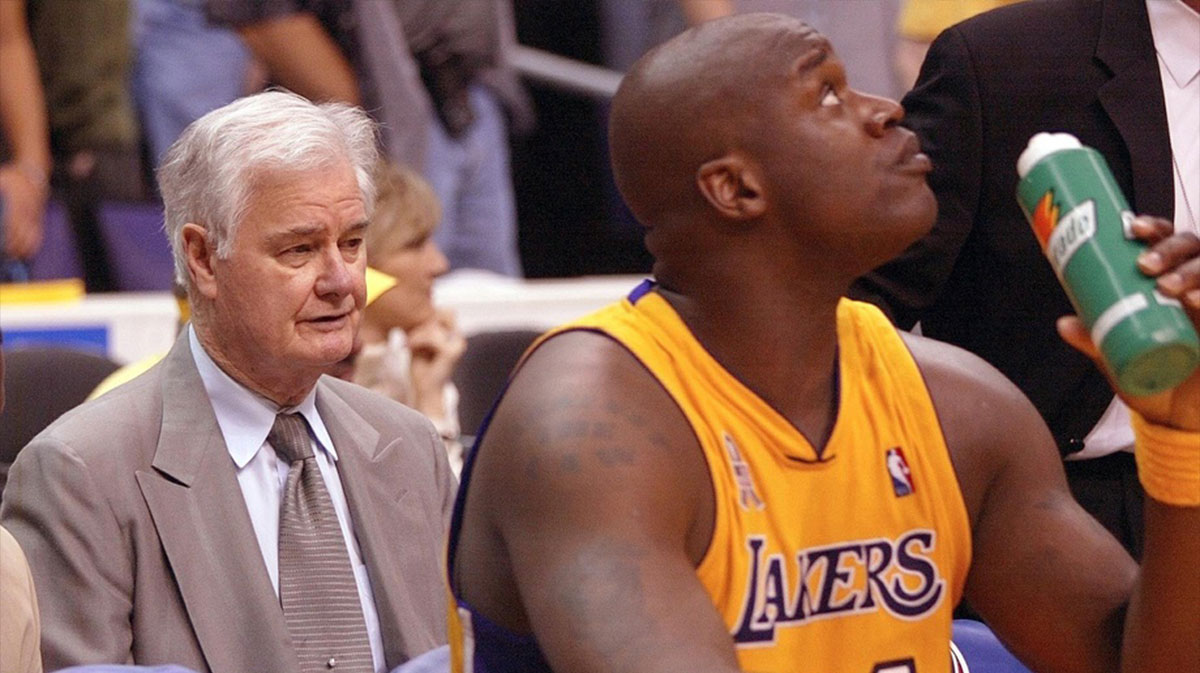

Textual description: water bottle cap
[1017,133,1083,178]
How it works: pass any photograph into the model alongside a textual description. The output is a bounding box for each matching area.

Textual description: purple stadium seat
[98,201,173,291]
[24,200,172,291]
[26,199,83,281]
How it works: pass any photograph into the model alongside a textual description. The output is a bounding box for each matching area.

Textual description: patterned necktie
[270,413,374,673]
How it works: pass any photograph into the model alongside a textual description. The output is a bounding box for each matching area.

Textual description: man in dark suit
[852,0,1190,559]
[0,91,456,672]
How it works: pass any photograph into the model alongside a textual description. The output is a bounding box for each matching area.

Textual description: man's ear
[181,223,218,299]
[696,154,767,221]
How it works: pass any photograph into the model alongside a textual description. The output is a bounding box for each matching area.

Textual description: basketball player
[447,14,1200,673]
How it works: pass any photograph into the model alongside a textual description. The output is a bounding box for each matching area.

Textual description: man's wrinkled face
[208,161,368,380]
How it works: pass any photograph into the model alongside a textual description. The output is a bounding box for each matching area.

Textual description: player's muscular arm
[466,332,743,673]
[909,218,1200,673]
[909,334,1134,673]
[1056,220,1200,673]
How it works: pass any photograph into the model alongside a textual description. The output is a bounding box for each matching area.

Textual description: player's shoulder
[900,331,1023,406]
[901,332,1062,518]
[902,333,1051,465]
[506,328,670,410]
[901,330,1048,440]
[475,326,702,496]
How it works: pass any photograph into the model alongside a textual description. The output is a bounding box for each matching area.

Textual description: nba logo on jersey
[885,447,915,497]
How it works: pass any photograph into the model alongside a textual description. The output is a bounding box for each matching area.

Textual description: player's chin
[888,185,937,244]
[911,189,938,238]
[871,187,936,254]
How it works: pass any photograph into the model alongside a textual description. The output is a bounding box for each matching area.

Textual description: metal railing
[509,45,623,100]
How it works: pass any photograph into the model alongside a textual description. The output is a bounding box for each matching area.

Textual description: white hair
[158,90,380,286]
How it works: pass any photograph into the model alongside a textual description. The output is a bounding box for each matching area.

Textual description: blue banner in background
[1,326,109,355]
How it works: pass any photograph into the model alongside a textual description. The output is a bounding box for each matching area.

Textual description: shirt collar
[1147,0,1200,88]
[189,325,338,469]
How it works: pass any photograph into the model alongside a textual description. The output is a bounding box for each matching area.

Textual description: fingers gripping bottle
[1016,132,1199,396]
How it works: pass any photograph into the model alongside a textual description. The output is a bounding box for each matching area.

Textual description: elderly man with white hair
[0,91,455,673]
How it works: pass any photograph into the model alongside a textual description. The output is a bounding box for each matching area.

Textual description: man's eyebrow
[265,220,369,247]
[794,40,832,76]
[267,224,324,245]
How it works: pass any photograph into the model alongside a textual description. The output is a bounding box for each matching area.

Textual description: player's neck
[658,283,843,445]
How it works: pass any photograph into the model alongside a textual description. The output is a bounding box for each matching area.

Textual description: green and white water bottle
[1016,132,1199,396]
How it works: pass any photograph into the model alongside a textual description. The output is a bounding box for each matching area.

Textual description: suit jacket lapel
[136,331,297,673]
[1096,0,1174,220]
[318,382,442,666]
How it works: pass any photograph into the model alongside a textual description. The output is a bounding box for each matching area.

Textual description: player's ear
[696,153,767,221]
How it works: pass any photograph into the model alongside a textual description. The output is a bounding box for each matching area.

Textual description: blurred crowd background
[0,0,1018,291]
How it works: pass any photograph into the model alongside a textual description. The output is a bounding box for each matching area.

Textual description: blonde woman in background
[356,163,467,475]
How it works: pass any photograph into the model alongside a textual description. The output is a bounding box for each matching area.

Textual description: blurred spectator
[355,163,466,476]
[0,340,43,673]
[0,525,41,673]
[893,0,1023,90]
[132,0,255,168]
[208,0,533,277]
[0,0,51,280]
[27,0,148,292]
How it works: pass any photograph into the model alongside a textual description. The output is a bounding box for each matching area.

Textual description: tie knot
[269,413,313,464]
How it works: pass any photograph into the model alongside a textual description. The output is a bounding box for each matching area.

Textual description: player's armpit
[462,331,742,673]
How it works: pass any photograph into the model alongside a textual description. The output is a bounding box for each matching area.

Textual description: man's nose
[315,245,356,298]
[863,93,904,138]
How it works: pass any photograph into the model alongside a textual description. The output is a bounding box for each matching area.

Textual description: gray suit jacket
[0,332,457,673]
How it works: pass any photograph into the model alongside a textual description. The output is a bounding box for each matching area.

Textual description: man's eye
[342,238,364,250]
[820,88,841,107]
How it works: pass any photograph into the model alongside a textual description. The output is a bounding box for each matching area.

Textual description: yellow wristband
[1131,411,1200,507]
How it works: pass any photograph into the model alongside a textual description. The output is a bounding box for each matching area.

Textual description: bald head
[609,14,826,228]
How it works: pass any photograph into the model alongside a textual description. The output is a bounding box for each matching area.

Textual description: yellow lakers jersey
[447,281,972,673]
[541,283,971,672]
